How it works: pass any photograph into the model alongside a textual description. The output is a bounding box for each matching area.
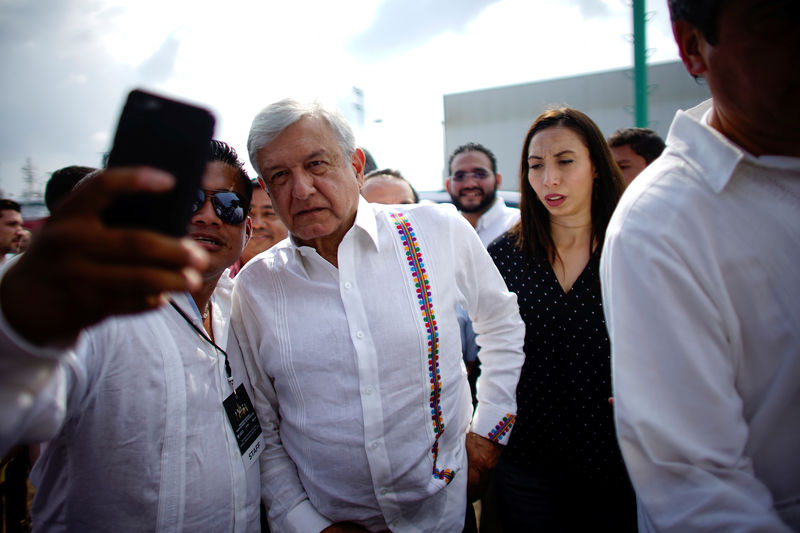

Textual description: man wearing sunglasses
[0,141,261,531]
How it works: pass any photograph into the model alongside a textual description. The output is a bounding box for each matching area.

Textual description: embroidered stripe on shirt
[487,413,516,442]
[390,212,454,483]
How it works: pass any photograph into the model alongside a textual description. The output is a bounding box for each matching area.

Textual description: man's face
[681,0,800,153]
[0,209,24,255]
[241,186,288,264]
[256,116,364,251]
[188,161,251,281]
[446,150,500,214]
[610,144,649,186]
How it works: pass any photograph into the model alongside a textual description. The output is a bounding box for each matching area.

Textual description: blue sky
[0,0,680,199]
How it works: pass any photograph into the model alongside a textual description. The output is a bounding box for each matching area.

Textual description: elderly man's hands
[466,431,503,502]
[0,167,208,347]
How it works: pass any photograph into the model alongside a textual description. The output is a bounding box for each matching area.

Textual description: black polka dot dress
[488,232,631,488]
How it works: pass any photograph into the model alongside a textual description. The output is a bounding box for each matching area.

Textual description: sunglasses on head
[191,189,248,225]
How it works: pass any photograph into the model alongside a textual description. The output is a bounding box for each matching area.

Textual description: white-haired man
[230,99,524,532]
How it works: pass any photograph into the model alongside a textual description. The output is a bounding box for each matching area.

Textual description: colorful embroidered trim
[390,212,454,484]
[487,413,516,442]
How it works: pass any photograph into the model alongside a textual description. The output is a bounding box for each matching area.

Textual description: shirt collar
[475,197,507,232]
[668,99,800,194]
[353,195,381,251]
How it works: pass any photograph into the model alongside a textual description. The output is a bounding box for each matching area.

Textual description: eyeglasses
[191,189,248,225]
[450,169,491,182]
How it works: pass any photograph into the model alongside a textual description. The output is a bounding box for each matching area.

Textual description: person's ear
[244,217,252,243]
[445,178,451,192]
[495,172,502,188]
[351,148,366,189]
[672,20,709,77]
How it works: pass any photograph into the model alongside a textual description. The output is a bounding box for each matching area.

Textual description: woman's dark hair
[511,107,624,264]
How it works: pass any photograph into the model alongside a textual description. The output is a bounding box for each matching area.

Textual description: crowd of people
[1,0,798,531]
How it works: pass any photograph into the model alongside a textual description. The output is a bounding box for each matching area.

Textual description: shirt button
[365,386,374,395]
[356,331,364,339]
[380,488,389,495]
[371,440,380,449]
[344,282,352,289]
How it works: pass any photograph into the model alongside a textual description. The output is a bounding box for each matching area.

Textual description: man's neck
[710,105,800,158]
[294,212,357,268]
[461,201,494,228]
[191,276,221,321]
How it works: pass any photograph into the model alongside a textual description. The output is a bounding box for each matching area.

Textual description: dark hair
[45,165,97,212]
[511,107,624,263]
[209,140,253,209]
[0,198,21,213]
[448,142,498,175]
[607,127,666,164]
[668,0,724,45]
[361,148,378,174]
[364,168,419,203]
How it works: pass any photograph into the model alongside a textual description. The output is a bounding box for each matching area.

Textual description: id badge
[223,384,264,469]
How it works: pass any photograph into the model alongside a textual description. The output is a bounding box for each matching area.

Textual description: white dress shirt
[601,100,800,532]
[473,197,520,248]
[230,198,524,532]
[459,197,520,363]
[0,272,261,532]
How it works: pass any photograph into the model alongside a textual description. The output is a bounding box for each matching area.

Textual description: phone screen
[103,89,216,236]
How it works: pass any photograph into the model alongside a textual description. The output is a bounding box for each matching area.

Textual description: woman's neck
[550,216,593,251]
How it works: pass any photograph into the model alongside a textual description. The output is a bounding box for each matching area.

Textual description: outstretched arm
[0,167,207,455]
[1,167,207,347]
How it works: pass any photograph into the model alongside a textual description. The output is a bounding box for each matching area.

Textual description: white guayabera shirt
[0,273,261,533]
[231,198,525,533]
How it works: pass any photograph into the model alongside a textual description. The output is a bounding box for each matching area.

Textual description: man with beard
[445,143,519,247]
[446,144,520,531]
[0,199,25,265]
[445,144,520,389]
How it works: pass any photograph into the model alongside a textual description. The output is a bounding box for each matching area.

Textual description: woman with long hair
[488,107,636,531]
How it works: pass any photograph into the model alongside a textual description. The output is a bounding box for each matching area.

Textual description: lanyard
[169,299,236,394]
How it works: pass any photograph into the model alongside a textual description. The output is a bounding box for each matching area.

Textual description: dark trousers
[463,499,477,533]
[494,458,637,532]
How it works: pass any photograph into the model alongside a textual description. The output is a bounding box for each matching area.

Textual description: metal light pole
[633,0,648,127]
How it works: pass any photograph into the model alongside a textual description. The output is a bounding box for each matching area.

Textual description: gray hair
[247,98,357,179]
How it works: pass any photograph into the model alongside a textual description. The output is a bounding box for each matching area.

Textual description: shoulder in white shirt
[601,100,800,532]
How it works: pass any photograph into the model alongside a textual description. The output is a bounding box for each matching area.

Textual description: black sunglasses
[191,189,248,225]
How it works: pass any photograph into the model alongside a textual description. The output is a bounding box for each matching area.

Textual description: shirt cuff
[470,405,516,445]
[282,498,332,533]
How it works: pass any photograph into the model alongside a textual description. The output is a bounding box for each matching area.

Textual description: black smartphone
[103,89,215,236]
